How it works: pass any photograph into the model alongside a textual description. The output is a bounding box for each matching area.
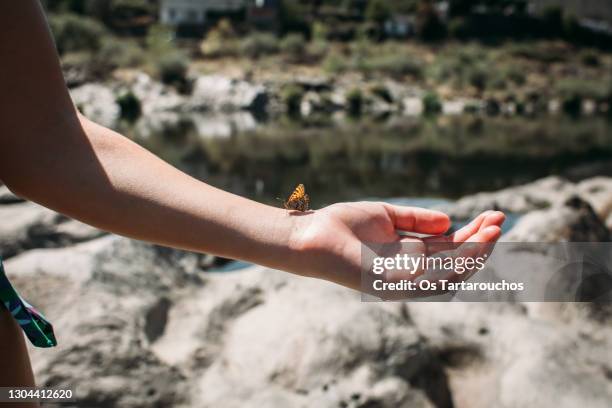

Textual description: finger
[422,211,496,255]
[478,211,506,232]
[467,225,502,244]
[455,225,502,280]
[422,211,490,246]
[385,204,451,235]
[452,211,495,242]
[426,210,505,245]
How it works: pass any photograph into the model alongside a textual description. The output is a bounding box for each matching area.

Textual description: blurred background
[1,1,612,407]
[40,0,612,207]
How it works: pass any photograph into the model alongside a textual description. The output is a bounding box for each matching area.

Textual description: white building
[160,0,246,25]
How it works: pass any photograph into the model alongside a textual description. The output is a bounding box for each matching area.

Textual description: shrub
[156,52,189,86]
[240,33,280,58]
[116,91,142,122]
[48,13,107,54]
[323,52,348,73]
[280,34,307,62]
[504,66,527,86]
[468,66,489,91]
[146,24,175,55]
[282,85,304,116]
[200,19,239,58]
[363,54,423,79]
[306,39,329,62]
[97,37,145,69]
[423,91,442,114]
[509,42,568,63]
[346,88,363,116]
[312,21,329,42]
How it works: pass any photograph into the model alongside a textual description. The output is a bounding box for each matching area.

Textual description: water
[127,114,612,208]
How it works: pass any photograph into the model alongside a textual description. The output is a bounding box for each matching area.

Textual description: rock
[366,96,395,115]
[7,236,198,407]
[502,196,610,242]
[442,99,466,115]
[178,268,447,408]
[402,97,424,116]
[3,175,612,407]
[189,75,268,113]
[436,176,578,219]
[299,91,340,116]
[0,202,105,259]
[576,177,612,221]
[0,185,24,204]
[7,238,442,408]
[70,84,120,129]
[293,76,333,92]
[2,224,611,407]
[408,301,612,408]
[129,72,186,116]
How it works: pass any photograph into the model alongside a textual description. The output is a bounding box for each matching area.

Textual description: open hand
[289,202,505,294]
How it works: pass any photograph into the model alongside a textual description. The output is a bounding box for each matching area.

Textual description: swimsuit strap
[0,258,57,348]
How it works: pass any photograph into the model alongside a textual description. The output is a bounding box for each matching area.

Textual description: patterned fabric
[0,257,56,348]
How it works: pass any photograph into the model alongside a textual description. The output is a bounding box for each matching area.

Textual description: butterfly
[279,184,310,212]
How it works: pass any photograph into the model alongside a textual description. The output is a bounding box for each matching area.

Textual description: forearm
[5,114,300,271]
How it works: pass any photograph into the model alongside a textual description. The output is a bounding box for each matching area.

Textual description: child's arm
[0,2,503,292]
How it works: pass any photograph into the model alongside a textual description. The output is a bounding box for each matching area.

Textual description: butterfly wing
[284,184,309,212]
[302,193,310,211]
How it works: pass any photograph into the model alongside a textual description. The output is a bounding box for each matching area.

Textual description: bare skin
[0,1,504,390]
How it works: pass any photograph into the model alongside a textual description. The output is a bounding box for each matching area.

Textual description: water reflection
[123,113,612,207]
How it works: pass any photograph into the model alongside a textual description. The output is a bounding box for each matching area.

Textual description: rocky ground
[1,176,612,408]
[70,70,606,140]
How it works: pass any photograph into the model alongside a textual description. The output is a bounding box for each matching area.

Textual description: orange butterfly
[280,184,310,212]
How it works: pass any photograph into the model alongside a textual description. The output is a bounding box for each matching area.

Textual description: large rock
[7,237,198,408]
[436,176,576,219]
[129,72,186,116]
[70,83,120,129]
[3,234,611,407]
[189,75,268,113]
[502,196,610,242]
[438,176,612,237]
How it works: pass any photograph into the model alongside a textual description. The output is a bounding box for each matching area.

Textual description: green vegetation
[44,0,612,116]
[282,85,304,116]
[240,32,280,58]
[200,19,239,58]
[116,90,142,122]
[146,24,190,87]
[156,52,189,87]
[280,34,307,62]
[346,88,363,116]
[49,13,107,54]
[423,92,442,114]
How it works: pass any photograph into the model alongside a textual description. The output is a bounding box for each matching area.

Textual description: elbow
[0,117,81,202]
